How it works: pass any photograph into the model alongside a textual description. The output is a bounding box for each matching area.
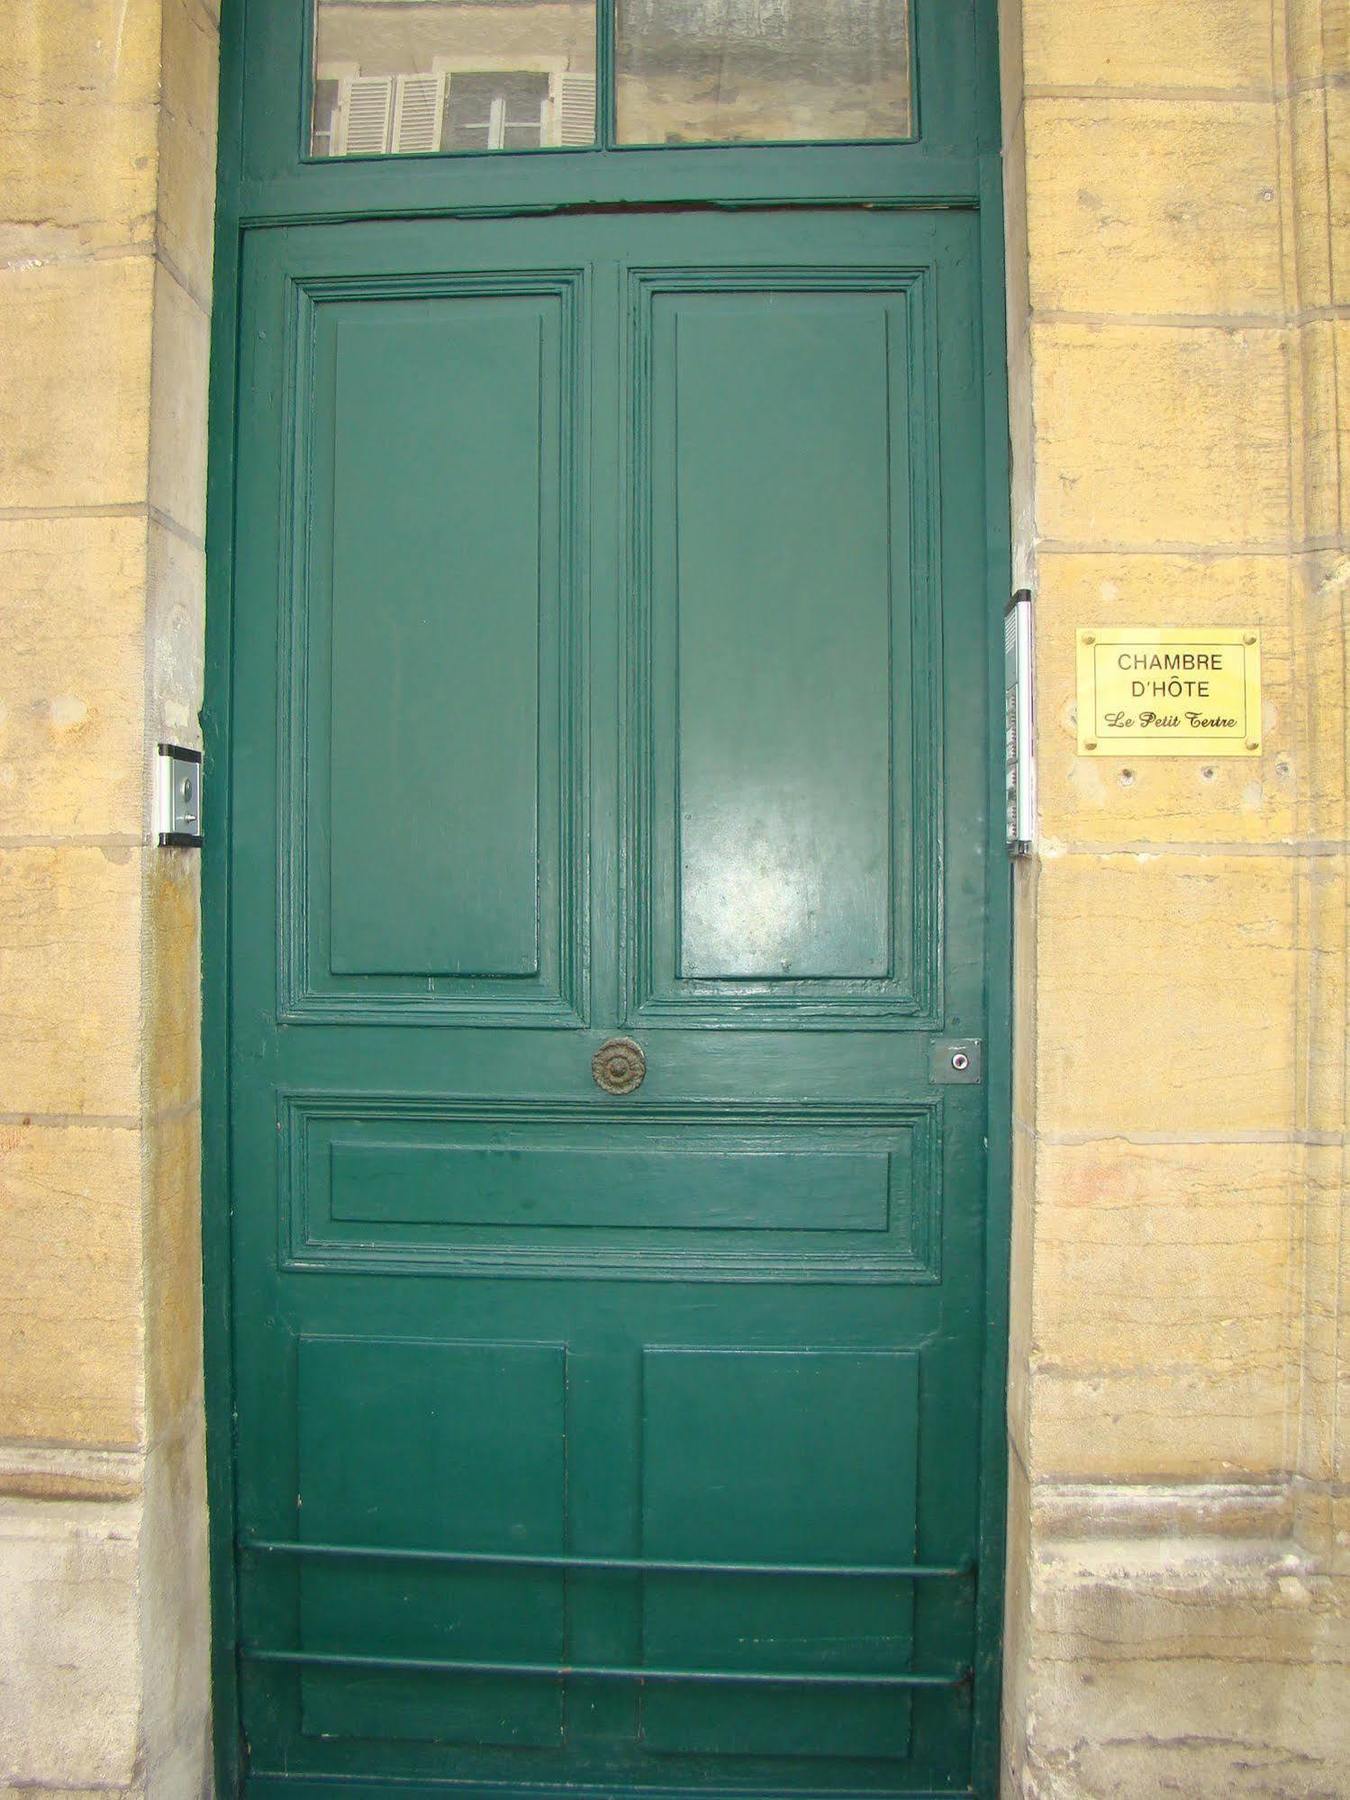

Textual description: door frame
[200,4,1012,1792]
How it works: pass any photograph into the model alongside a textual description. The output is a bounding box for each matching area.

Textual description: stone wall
[0,0,218,1793]
[0,0,1345,1795]
[1000,0,1349,1792]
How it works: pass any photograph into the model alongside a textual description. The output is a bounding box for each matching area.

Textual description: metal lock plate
[155,743,203,847]
[931,1039,982,1085]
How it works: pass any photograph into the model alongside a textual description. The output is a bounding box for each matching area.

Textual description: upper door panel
[278,272,587,1027]
[627,270,939,1029]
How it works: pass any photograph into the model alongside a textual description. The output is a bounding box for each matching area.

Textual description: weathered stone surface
[1025,96,1283,318]
[0,1497,142,1791]
[0,516,148,838]
[1023,0,1276,91]
[0,0,160,267]
[1005,2,1350,1789]
[1031,1143,1296,1478]
[0,846,142,1117]
[5,1,212,1797]
[1034,851,1298,1136]
[1018,1538,1350,1797]
[144,1105,202,1435]
[145,851,201,1118]
[157,0,220,303]
[1032,321,1291,548]
[138,1408,211,1798]
[0,258,152,510]
[0,1122,144,1448]
[147,263,210,542]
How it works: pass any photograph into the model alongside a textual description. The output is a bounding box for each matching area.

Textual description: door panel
[632,272,936,1024]
[660,292,899,984]
[328,303,548,979]
[282,274,586,1025]
[281,1097,939,1281]
[297,1337,567,1748]
[228,208,992,1797]
[639,1348,919,1759]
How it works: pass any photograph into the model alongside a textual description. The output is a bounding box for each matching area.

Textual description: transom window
[309,0,912,156]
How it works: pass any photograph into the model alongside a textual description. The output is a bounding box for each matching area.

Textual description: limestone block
[147,262,210,536]
[145,851,201,1116]
[1286,0,1350,82]
[1025,96,1282,318]
[147,263,210,541]
[157,0,219,303]
[1289,319,1345,546]
[1007,1118,1036,1466]
[1018,1539,1350,1797]
[0,0,160,266]
[146,519,206,752]
[1031,321,1290,548]
[1028,1140,1295,1479]
[1289,552,1350,844]
[1032,551,1297,847]
[1000,1447,1033,1784]
[1033,1359,1289,1481]
[1012,860,1039,1125]
[0,1497,142,1791]
[1294,1140,1348,1484]
[1330,80,1350,305]
[1034,1138,1294,1359]
[0,1122,143,1447]
[1284,86,1339,313]
[1035,852,1297,1136]
[138,1410,210,1798]
[1022,0,1275,93]
[143,1105,201,1434]
[0,517,147,838]
[1297,860,1348,1136]
[0,259,152,510]
[0,845,142,1116]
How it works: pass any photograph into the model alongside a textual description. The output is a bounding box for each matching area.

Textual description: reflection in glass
[617,0,911,145]
[310,0,597,156]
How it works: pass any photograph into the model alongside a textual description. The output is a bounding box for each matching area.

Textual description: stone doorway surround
[0,1,1345,1795]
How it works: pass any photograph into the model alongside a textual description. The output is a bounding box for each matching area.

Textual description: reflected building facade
[311,0,911,154]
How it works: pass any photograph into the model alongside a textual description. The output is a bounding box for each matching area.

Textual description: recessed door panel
[296,1336,567,1747]
[629,272,938,1026]
[279,277,586,1024]
[639,1347,920,1758]
[329,305,543,978]
[279,1096,940,1280]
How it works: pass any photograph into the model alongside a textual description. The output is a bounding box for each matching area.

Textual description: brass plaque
[1076,628,1262,757]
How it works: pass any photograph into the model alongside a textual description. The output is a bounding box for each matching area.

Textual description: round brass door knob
[592,1037,646,1096]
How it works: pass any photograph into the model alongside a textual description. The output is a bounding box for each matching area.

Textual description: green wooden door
[209,8,1008,1797]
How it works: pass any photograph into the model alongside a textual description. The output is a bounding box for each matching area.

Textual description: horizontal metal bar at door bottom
[242,1646,970,1689]
[239,1538,973,1581]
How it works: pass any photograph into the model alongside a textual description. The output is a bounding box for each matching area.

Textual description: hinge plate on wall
[156,743,203,847]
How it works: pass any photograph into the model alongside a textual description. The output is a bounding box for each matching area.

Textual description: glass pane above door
[616,0,911,145]
[310,0,597,156]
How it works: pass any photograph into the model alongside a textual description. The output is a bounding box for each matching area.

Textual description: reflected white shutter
[393,73,445,153]
[550,71,597,146]
[340,76,395,155]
